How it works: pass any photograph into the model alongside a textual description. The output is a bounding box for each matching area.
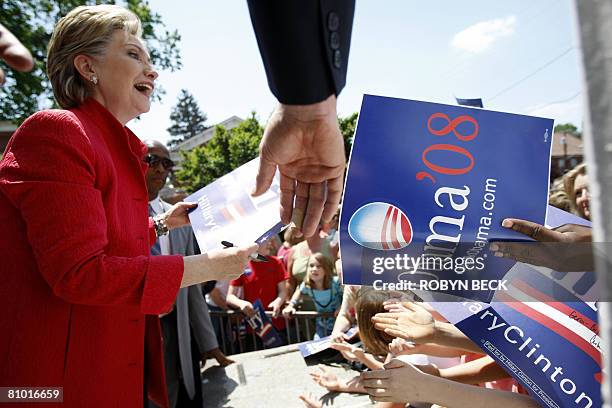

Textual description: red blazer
[0,99,184,407]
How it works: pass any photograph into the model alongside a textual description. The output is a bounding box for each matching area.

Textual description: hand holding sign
[490,219,594,271]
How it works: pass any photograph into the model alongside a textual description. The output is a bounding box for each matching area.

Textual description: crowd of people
[0,2,597,408]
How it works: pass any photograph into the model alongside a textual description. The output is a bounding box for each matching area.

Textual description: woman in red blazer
[0,5,255,407]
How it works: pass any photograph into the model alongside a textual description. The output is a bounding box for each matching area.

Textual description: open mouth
[134,82,153,97]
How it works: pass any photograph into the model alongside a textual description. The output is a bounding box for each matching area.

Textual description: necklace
[311,285,336,309]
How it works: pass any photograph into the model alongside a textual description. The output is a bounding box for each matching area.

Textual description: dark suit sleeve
[247,0,355,105]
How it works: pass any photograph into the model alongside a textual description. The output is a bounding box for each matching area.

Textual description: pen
[221,240,268,262]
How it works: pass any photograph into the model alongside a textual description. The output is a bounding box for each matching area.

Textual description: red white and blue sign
[340,95,553,302]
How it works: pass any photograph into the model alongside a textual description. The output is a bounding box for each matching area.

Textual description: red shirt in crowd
[231,255,288,330]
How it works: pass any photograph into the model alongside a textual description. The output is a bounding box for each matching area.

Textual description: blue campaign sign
[245,299,284,348]
[340,94,553,300]
[431,208,600,408]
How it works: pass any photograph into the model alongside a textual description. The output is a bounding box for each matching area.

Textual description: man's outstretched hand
[252,94,345,237]
[0,23,34,85]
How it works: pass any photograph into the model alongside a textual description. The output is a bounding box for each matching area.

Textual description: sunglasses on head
[144,154,175,170]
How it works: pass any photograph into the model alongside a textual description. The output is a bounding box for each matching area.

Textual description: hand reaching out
[0,22,34,85]
[330,341,366,363]
[309,365,342,392]
[361,358,432,403]
[298,393,323,408]
[252,95,345,237]
[372,302,436,344]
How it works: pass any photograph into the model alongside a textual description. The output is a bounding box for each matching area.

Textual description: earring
[90,75,98,85]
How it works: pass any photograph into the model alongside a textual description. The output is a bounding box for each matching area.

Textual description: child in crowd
[283,253,342,339]
[226,238,288,346]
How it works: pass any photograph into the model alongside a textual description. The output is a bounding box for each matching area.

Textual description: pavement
[201,344,374,407]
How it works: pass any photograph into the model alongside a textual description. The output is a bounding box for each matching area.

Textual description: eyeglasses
[144,154,175,170]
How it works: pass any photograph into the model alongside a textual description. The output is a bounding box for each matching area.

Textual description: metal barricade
[208,309,336,355]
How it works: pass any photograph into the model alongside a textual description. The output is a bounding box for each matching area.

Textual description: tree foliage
[175,112,263,193]
[0,0,182,123]
[339,112,358,161]
[167,89,207,148]
[175,112,359,193]
[554,122,581,138]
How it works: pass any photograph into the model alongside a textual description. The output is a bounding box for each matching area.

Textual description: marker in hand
[221,240,268,262]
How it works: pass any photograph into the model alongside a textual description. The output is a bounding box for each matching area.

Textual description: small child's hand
[282,305,295,318]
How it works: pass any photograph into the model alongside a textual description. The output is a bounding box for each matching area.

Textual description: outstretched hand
[0,22,34,85]
[361,358,432,403]
[372,302,436,344]
[330,341,367,363]
[252,95,345,237]
[309,365,342,392]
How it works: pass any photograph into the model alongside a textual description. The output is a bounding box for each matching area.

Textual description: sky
[128,0,584,145]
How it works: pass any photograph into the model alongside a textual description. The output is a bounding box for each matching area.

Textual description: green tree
[0,0,182,123]
[339,112,358,161]
[167,89,207,148]
[175,112,263,193]
[554,122,581,138]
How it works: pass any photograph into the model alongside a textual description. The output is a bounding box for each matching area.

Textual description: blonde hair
[304,253,335,290]
[283,226,304,246]
[47,5,142,108]
[563,163,587,217]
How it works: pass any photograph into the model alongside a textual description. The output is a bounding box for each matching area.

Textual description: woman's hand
[361,358,431,403]
[298,393,322,408]
[388,338,415,356]
[162,202,197,230]
[181,244,256,287]
[330,330,350,343]
[309,365,342,392]
[330,341,366,363]
[372,302,436,344]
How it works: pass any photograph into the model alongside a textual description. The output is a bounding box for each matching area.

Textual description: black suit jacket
[248,0,355,104]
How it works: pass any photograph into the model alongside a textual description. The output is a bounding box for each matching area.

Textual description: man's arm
[227,284,256,318]
[248,0,356,236]
[247,0,355,104]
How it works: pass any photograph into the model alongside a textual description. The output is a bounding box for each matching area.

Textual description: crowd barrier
[208,309,336,355]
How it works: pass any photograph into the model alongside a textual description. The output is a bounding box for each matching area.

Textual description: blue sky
[129,0,583,144]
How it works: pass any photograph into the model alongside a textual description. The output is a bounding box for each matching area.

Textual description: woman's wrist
[181,255,202,287]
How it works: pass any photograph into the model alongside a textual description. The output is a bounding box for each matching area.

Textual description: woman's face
[308,258,325,284]
[88,30,157,124]
[574,173,590,220]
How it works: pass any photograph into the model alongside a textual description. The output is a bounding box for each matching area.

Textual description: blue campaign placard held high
[340,95,553,299]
